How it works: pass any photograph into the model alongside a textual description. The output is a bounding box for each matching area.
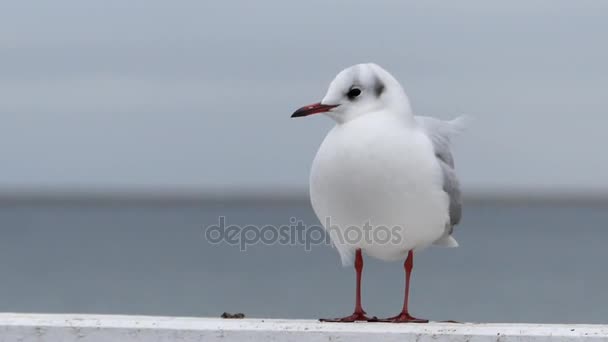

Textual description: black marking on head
[373,76,385,97]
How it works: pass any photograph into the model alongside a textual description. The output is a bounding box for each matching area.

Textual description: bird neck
[386,89,416,127]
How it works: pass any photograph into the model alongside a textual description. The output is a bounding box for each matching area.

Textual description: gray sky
[1,1,607,194]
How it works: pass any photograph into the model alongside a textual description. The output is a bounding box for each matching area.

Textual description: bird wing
[415,115,466,229]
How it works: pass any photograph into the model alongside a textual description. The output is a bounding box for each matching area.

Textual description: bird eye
[347,88,361,100]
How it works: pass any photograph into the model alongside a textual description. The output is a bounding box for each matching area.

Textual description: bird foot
[377,312,428,323]
[319,311,379,322]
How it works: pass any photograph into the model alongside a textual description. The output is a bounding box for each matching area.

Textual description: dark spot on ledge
[221,312,245,319]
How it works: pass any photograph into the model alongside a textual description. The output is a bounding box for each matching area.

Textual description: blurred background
[1,1,607,323]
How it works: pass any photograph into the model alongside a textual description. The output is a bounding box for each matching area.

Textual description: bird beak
[291,103,338,118]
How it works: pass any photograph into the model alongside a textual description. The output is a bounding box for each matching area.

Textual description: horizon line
[0,187,607,205]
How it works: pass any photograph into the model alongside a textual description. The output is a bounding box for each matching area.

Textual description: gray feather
[438,159,461,229]
[415,115,465,229]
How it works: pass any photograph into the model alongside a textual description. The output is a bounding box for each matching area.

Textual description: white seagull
[291,63,466,323]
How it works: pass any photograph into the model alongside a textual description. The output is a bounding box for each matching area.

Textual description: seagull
[291,63,466,323]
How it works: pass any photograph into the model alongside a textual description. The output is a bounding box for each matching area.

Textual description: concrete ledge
[1,313,607,341]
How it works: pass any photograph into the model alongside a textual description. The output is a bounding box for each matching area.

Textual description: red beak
[291,102,339,118]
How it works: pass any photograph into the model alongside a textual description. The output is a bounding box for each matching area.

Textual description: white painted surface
[1,313,607,342]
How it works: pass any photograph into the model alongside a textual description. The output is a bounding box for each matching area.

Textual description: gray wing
[415,115,464,228]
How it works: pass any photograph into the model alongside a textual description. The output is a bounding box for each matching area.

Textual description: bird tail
[433,234,459,248]
[445,115,470,137]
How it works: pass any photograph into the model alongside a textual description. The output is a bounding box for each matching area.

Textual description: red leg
[380,251,428,323]
[320,249,377,322]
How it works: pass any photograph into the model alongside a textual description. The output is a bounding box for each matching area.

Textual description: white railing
[1,313,607,342]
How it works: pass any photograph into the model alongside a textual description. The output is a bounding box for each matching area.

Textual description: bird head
[291,63,413,124]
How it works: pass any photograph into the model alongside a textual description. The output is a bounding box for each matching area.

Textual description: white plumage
[306,63,464,265]
[291,63,466,322]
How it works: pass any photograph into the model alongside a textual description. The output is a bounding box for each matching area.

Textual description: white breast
[310,113,449,265]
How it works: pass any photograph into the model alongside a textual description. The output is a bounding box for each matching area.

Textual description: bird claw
[377,312,428,323]
[319,311,379,323]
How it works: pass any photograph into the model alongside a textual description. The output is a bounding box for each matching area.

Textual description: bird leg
[379,250,428,323]
[320,249,377,322]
